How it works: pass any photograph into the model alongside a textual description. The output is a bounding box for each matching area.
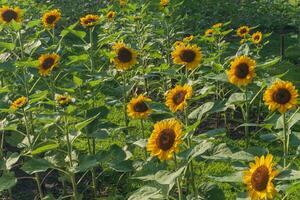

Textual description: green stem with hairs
[283,113,288,168]
[173,154,182,200]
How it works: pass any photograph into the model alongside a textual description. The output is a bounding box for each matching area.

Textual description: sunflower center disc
[118,47,132,63]
[173,91,186,105]
[254,35,260,40]
[133,101,148,112]
[235,63,249,78]
[42,58,55,69]
[273,88,291,104]
[46,15,57,24]
[240,28,247,34]
[180,49,196,63]
[157,129,175,151]
[2,9,18,22]
[85,18,96,24]
[251,166,269,191]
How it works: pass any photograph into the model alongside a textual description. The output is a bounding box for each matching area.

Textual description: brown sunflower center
[235,63,249,78]
[118,47,132,63]
[157,128,176,151]
[2,9,18,22]
[42,57,55,70]
[240,28,247,34]
[84,18,97,24]
[254,35,260,41]
[172,91,187,105]
[180,49,196,63]
[133,101,148,113]
[251,166,269,191]
[272,88,291,104]
[46,15,57,24]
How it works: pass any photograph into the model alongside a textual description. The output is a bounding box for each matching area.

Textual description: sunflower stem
[140,119,148,159]
[283,112,288,168]
[244,87,250,148]
[122,72,129,133]
[173,154,182,200]
[18,30,24,58]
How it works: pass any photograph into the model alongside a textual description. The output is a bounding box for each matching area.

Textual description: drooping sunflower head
[0,6,22,24]
[38,53,60,76]
[227,55,256,87]
[111,42,138,71]
[55,94,74,106]
[42,9,61,29]
[106,11,116,20]
[80,14,100,27]
[237,26,250,37]
[243,154,278,200]
[205,29,214,37]
[263,80,298,113]
[252,31,263,44]
[171,44,202,70]
[127,95,152,119]
[10,96,28,110]
[147,118,182,161]
[160,0,170,8]
[212,23,223,29]
[166,84,192,112]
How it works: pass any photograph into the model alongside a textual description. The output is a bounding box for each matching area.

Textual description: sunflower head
[106,11,116,20]
[10,96,28,110]
[205,29,214,37]
[80,14,100,27]
[237,26,250,37]
[0,6,22,24]
[183,35,194,42]
[166,84,192,112]
[173,41,184,47]
[42,9,61,29]
[111,42,138,71]
[119,0,127,6]
[263,80,298,113]
[252,31,263,44]
[212,23,223,29]
[243,154,278,200]
[55,94,74,106]
[38,53,60,76]
[127,95,152,119]
[227,55,256,87]
[147,118,182,161]
[171,43,202,70]
[160,0,170,8]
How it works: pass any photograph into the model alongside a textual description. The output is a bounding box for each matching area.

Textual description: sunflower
[227,55,256,87]
[243,154,278,200]
[10,96,28,110]
[252,31,263,44]
[237,26,250,37]
[171,43,202,70]
[106,11,116,20]
[263,80,298,113]
[127,95,152,119]
[147,119,182,161]
[166,84,192,112]
[173,41,184,47]
[0,6,22,24]
[42,9,61,29]
[160,0,169,7]
[38,53,60,76]
[205,29,214,37]
[183,35,194,42]
[212,23,223,29]
[55,94,74,106]
[119,0,127,6]
[111,42,138,70]
[80,14,100,27]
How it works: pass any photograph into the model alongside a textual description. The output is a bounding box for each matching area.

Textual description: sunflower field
[1,0,300,199]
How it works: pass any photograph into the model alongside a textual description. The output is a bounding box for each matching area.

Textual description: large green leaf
[276,170,300,181]
[75,113,100,131]
[188,102,214,120]
[210,171,243,183]
[31,143,59,155]
[0,172,17,192]
[21,158,54,174]
[5,153,20,170]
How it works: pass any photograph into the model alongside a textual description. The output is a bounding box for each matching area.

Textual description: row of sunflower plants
[0,0,300,200]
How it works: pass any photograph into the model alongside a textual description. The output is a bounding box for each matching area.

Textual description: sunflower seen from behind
[42,9,61,29]
[147,119,182,161]
[80,14,100,27]
[106,11,116,20]
[38,53,60,76]
[227,55,256,87]
[111,42,137,70]
[0,6,22,24]
[237,26,250,38]
[166,84,192,112]
[205,29,214,37]
[10,96,28,110]
[243,154,278,200]
[263,80,298,113]
[252,31,263,44]
[127,95,152,119]
[172,43,202,70]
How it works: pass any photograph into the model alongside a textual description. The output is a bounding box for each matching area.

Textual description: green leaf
[6,153,20,170]
[75,113,100,131]
[73,76,83,87]
[210,171,243,183]
[10,20,21,31]
[21,158,53,174]
[226,93,245,105]
[31,143,59,155]
[276,170,300,181]
[188,102,214,120]
[67,54,89,65]
[257,57,281,68]
[26,20,41,28]
[128,184,166,200]
[188,140,213,161]
[0,172,17,192]
[109,160,134,172]
[76,155,98,172]
[0,42,15,50]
